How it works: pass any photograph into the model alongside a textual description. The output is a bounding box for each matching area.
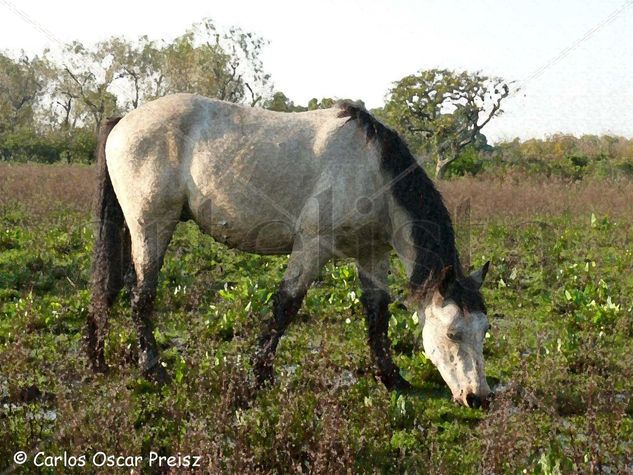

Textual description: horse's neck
[389,203,418,278]
[388,199,462,288]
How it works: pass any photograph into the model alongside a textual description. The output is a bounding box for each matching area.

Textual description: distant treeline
[443,135,633,180]
[4,127,630,182]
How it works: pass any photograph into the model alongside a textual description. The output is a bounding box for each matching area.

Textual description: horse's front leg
[253,237,331,387]
[357,252,411,391]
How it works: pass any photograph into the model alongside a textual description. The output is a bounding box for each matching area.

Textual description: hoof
[254,366,275,389]
[140,353,170,385]
[86,347,109,374]
[383,374,412,392]
[253,359,276,389]
[393,377,412,391]
[144,364,171,385]
[252,350,275,389]
[92,360,110,375]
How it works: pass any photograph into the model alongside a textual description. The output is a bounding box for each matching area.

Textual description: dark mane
[336,102,484,311]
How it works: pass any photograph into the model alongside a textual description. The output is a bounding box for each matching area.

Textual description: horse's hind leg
[128,215,179,383]
[357,252,411,391]
[253,237,332,386]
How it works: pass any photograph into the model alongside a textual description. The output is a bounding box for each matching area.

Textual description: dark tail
[86,116,131,372]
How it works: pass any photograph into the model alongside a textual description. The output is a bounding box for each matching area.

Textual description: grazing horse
[87,93,492,408]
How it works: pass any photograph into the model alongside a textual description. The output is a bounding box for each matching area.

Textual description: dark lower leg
[85,305,108,373]
[253,285,305,386]
[360,285,410,390]
[131,286,168,383]
[86,288,119,373]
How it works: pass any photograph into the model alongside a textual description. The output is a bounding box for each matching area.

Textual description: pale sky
[1,0,632,142]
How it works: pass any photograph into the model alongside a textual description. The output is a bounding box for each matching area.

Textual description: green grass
[1,200,632,473]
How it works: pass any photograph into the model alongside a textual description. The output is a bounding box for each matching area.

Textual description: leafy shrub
[0,127,96,163]
[445,146,485,177]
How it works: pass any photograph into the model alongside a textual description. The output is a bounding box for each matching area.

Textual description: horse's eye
[447,331,461,341]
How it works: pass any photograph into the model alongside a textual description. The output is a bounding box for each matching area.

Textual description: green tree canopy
[160,19,271,106]
[40,18,272,132]
[378,69,510,178]
[0,52,49,133]
[263,92,307,112]
[55,41,121,132]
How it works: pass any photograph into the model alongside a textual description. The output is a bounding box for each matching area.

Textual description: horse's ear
[470,261,490,289]
[437,265,455,297]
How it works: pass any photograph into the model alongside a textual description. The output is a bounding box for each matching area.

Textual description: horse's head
[419,261,492,408]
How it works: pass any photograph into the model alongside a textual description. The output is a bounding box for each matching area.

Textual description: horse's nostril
[466,393,482,409]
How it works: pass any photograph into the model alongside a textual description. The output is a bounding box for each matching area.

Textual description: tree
[161,19,271,106]
[306,97,364,110]
[263,91,307,112]
[53,41,120,132]
[307,97,336,110]
[264,94,364,113]
[380,69,510,178]
[106,36,165,109]
[44,18,271,131]
[0,52,48,133]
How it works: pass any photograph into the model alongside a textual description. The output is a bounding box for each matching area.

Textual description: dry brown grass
[2,163,633,223]
[441,172,633,222]
[0,163,95,219]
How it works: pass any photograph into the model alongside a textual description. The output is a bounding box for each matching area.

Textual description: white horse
[87,93,492,408]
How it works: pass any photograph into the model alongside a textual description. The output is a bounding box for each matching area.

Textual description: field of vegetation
[1,163,632,474]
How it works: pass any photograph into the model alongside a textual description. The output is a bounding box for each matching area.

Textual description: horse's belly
[204,220,295,255]
[187,137,319,254]
[188,191,297,254]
